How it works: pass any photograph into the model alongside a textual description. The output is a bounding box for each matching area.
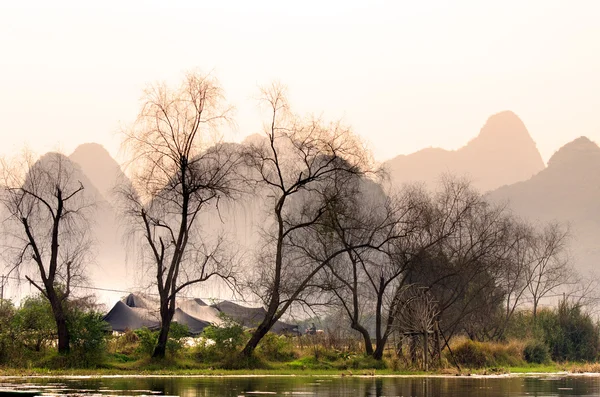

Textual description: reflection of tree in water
[7,376,600,397]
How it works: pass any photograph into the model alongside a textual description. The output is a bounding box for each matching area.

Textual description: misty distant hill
[67,144,138,304]
[69,143,127,201]
[488,136,600,273]
[384,111,545,193]
[24,124,596,302]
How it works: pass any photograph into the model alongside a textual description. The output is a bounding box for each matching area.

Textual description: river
[1,374,599,396]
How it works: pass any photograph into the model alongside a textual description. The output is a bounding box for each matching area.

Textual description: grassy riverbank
[0,357,594,378]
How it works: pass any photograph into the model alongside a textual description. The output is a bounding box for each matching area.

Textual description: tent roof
[211,300,267,327]
[178,299,223,325]
[103,301,160,332]
[212,300,296,334]
[173,308,211,335]
[122,293,159,310]
[104,297,297,334]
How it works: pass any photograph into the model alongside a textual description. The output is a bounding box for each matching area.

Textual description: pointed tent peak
[173,308,211,335]
[192,298,207,306]
[122,293,158,310]
[103,300,160,333]
[547,136,600,169]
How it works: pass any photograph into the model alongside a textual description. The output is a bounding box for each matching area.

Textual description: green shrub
[135,327,158,356]
[109,329,139,355]
[195,322,247,363]
[166,322,189,356]
[537,301,600,362]
[256,333,297,361]
[201,322,246,351]
[11,296,55,352]
[523,340,550,364]
[67,310,108,367]
[0,300,17,365]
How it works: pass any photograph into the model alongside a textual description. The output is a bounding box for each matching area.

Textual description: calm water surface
[1,375,599,397]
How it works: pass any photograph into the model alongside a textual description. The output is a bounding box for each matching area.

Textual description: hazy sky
[1,0,599,165]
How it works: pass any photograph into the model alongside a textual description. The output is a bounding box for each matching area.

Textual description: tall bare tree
[320,179,496,359]
[119,72,241,358]
[318,183,435,359]
[240,83,378,358]
[1,152,94,354]
[526,222,571,322]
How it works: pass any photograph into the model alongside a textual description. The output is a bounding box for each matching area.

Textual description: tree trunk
[351,322,373,355]
[56,315,69,354]
[435,322,442,368]
[372,278,386,360]
[48,292,69,354]
[153,302,175,359]
[373,334,388,360]
[241,317,274,358]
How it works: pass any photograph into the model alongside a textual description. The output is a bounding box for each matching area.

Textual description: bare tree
[239,83,378,358]
[319,178,507,359]
[318,183,437,359]
[1,152,94,354]
[487,218,533,340]
[526,221,571,322]
[119,71,241,358]
[406,180,514,343]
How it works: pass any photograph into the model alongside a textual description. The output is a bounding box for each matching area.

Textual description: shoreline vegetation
[2,294,600,378]
[0,364,599,378]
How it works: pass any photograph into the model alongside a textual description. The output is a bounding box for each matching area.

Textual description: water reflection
[1,375,599,397]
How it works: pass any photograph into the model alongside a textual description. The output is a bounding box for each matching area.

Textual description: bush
[11,296,55,352]
[256,333,297,361]
[202,322,246,351]
[450,339,525,369]
[195,322,247,363]
[166,322,189,356]
[537,301,600,362]
[524,340,550,364]
[109,329,139,356]
[452,340,490,368]
[67,310,108,367]
[135,327,158,356]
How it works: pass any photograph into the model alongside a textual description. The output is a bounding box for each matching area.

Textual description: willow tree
[120,72,240,358]
[1,152,94,354]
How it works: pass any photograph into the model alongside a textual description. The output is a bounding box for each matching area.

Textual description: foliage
[166,323,189,356]
[537,301,599,362]
[256,333,297,362]
[0,300,17,364]
[67,309,108,367]
[195,322,247,363]
[202,323,246,351]
[450,339,525,369]
[452,340,489,368]
[135,328,159,356]
[12,295,55,352]
[133,323,190,358]
[524,340,550,364]
[107,329,139,356]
